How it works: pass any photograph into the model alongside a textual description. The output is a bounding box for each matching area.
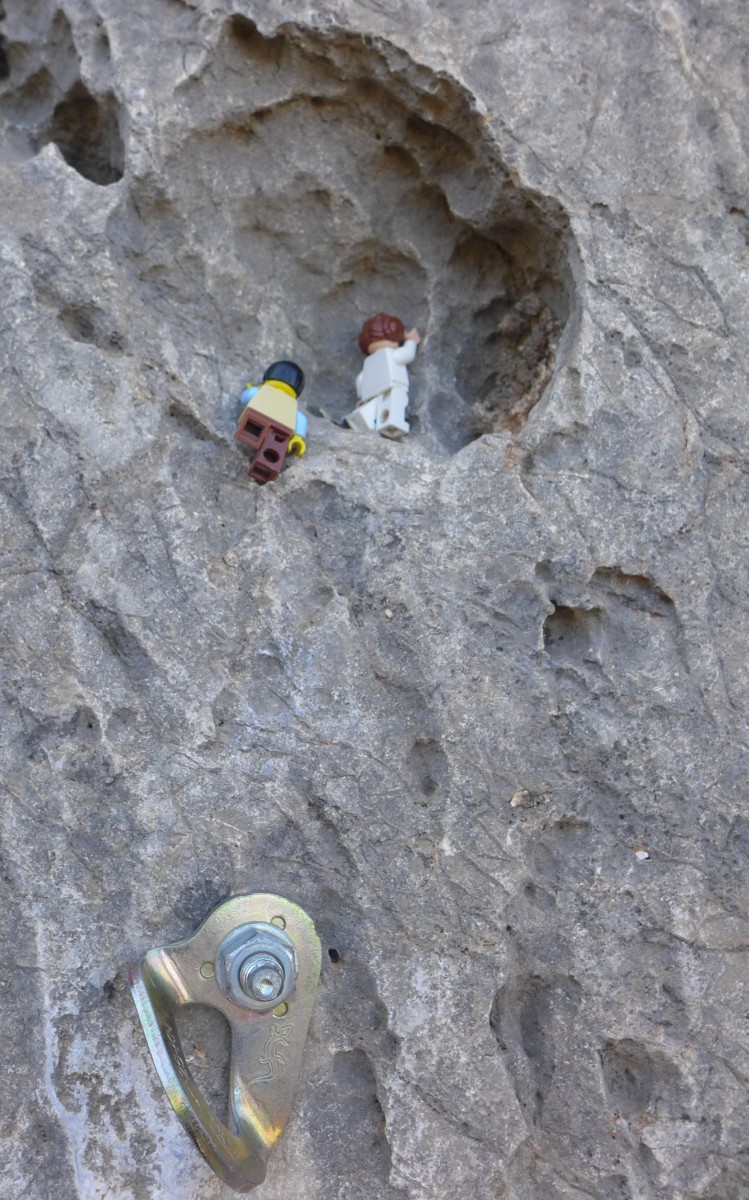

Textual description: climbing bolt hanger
[129,893,321,1191]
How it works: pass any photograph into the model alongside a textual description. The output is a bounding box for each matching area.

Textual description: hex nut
[215,922,299,1011]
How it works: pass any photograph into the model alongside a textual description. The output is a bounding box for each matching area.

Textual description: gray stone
[1,0,748,1197]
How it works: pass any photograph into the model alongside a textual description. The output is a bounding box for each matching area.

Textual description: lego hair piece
[358,313,406,354]
[263,360,305,396]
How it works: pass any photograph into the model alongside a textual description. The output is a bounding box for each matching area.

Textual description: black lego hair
[263,360,305,396]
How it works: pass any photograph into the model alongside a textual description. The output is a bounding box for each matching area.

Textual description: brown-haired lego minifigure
[346,313,421,438]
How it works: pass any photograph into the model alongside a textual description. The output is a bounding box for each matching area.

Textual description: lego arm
[287,410,307,457]
[393,339,418,366]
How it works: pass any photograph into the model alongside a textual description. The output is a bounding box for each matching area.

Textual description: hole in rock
[544,604,605,668]
[39,80,124,184]
[58,301,125,351]
[0,6,124,183]
[109,17,577,453]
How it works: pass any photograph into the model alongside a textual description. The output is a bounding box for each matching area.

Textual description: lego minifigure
[344,313,421,439]
[235,361,307,484]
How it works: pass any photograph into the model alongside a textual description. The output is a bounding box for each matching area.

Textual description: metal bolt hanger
[129,893,321,1192]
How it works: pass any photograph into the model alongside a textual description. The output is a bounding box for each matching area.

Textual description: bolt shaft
[239,953,285,1002]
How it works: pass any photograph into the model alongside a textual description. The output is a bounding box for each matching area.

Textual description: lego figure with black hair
[345,313,421,438]
[235,360,308,484]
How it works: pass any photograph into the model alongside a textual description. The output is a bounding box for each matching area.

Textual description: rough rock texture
[2,1,749,1198]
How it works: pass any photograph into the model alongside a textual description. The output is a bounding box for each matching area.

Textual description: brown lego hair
[358,313,405,354]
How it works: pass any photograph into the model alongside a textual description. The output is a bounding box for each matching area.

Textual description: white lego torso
[356,342,417,403]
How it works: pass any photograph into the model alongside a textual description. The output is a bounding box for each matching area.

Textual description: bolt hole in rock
[108,16,576,458]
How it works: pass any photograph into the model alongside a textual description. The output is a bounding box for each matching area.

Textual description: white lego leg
[344,395,380,432]
[375,389,410,438]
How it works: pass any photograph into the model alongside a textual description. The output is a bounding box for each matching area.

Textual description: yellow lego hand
[287,434,306,457]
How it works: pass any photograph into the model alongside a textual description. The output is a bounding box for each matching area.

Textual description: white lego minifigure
[345,313,421,439]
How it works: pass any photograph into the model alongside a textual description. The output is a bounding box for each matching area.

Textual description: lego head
[263,360,305,397]
[358,313,405,355]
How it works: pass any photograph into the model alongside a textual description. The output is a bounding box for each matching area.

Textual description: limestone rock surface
[2,2,749,1198]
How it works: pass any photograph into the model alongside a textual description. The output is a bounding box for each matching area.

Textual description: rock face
[2,1,749,1197]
